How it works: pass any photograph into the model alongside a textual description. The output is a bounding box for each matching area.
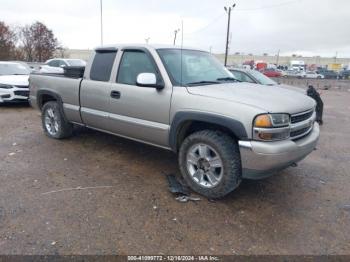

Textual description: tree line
[0,21,62,62]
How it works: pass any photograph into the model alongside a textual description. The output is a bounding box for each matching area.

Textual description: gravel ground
[0,89,349,255]
[277,78,350,91]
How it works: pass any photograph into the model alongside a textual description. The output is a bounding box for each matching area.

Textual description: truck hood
[0,75,29,86]
[187,82,315,114]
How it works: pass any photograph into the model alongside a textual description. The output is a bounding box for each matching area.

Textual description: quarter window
[117,51,159,85]
[90,51,117,82]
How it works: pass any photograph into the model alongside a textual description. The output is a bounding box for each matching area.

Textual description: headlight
[253,113,291,141]
[0,84,13,89]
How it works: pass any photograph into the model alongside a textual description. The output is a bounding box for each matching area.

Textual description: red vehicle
[262,68,282,78]
[256,62,267,71]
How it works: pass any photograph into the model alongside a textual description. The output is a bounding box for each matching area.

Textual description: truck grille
[290,109,315,140]
[14,90,29,97]
[291,110,314,124]
[291,126,311,137]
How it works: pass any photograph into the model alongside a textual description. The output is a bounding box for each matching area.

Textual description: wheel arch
[169,111,248,152]
[37,90,63,110]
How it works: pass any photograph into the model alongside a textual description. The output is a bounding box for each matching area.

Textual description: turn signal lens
[254,114,272,128]
[258,132,273,140]
[253,113,291,141]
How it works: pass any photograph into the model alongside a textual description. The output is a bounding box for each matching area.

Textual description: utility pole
[100,0,103,46]
[276,49,280,66]
[334,51,338,63]
[173,29,180,46]
[224,3,236,66]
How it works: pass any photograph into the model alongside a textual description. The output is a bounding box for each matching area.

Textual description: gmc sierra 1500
[29,44,319,198]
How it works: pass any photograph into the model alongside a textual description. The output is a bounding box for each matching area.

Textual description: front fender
[169,111,248,151]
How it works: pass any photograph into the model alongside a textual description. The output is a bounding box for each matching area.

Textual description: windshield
[67,59,86,67]
[0,63,30,75]
[157,49,234,86]
[249,70,277,85]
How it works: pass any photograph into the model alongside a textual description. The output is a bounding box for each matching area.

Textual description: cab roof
[94,44,206,52]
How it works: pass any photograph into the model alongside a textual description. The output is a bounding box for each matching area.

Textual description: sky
[1,0,350,57]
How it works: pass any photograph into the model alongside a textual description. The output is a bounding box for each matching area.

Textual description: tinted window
[90,51,117,81]
[117,51,158,85]
[58,60,67,67]
[48,60,59,67]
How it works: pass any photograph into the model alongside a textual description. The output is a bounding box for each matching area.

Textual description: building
[63,49,350,68]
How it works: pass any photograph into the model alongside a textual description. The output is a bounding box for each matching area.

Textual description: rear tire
[41,101,73,139]
[178,130,242,199]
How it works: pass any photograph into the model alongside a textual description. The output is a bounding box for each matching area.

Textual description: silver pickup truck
[29,44,319,198]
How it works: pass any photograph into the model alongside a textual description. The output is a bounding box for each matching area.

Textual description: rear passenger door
[80,49,117,130]
[108,48,172,147]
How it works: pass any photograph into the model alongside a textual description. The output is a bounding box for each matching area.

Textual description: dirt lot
[0,89,350,255]
[277,78,350,91]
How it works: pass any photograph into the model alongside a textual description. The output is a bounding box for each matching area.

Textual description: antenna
[181,20,184,48]
[180,19,184,86]
[100,0,103,46]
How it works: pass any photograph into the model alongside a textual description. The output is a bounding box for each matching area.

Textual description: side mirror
[136,73,164,89]
[60,64,66,68]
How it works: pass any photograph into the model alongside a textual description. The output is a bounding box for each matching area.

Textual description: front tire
[178,130,242,199]
[41,101,73,139]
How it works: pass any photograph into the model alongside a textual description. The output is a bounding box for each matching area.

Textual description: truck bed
[29,73,83,124]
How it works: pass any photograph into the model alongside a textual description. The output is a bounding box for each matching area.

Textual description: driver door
[107,49,172,147]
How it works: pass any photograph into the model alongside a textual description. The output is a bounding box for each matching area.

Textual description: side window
[90,51,117,82]
[58,60,67,67]
[231,71,255,83]
[117,51,159,85]
[231,71,245,82]
[242,73,255,83]
[48,60,59,67]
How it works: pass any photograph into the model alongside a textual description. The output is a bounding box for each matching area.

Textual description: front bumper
[239,122,320,179]
[0,87,29,103]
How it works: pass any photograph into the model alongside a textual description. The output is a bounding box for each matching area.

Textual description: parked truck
[29,44,319,199]
[327,63,342,72]
[290,60,306,71]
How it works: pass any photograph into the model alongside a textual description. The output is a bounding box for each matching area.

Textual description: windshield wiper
[217,77,241,82]
[186,80,220,86]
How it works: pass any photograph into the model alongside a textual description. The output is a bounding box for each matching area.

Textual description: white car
[276,69,287,77]
[301,71,324,79]
[0,62,30,103]
[39,58,86,74]
[284,69,299,77]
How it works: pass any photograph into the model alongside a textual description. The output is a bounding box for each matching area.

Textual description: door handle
[110,90,121,99]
